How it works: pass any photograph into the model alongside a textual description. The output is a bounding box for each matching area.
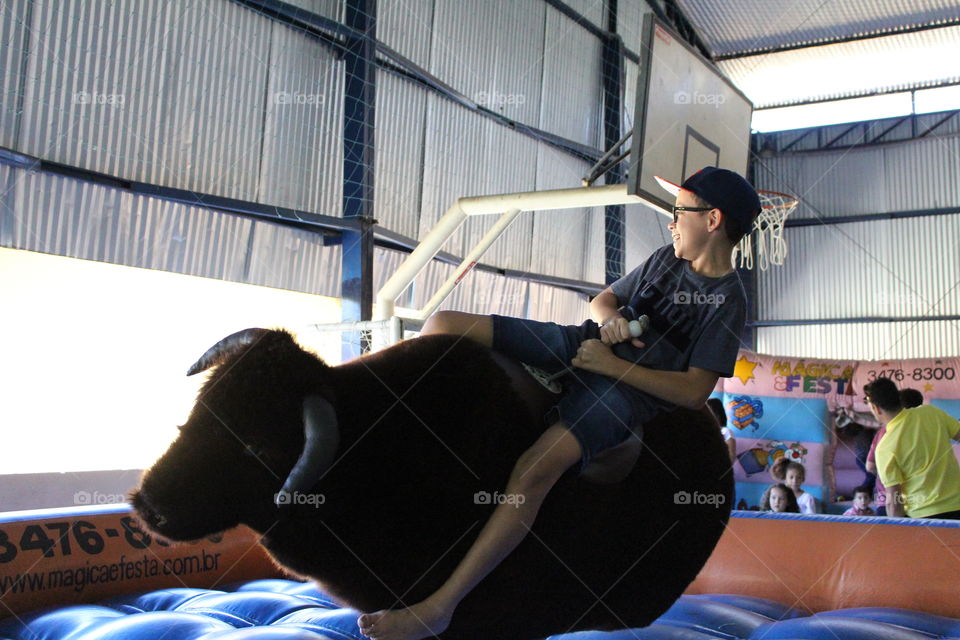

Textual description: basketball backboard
[627,14,753,209]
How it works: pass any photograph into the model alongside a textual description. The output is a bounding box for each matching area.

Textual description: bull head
[131,328,342,540]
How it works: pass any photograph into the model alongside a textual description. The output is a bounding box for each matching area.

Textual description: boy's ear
[708,208,724,232]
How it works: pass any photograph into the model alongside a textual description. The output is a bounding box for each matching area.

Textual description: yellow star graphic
[733,356,758,385]
[923,382,934,393]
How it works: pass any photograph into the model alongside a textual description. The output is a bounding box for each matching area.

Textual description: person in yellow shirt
[864,377,960,519]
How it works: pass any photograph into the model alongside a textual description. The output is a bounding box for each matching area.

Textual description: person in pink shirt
[843,486,876,516]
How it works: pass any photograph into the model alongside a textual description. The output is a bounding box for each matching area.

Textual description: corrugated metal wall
[540,5,603,148]
[530,143,600,281]
[18,1,273,200]
[754,134,960,221]
[0,0,29,150]
[428,0,545,133]
[756,322,960,361]
[752,121,960,359]
[1,163,342,297]
[374,69,428,240]
[759,113,960,154]
[1,0,626,322]
[283,0,343,22]
[258,21,345,217]
[379,0,433,68]
[757,215,960,321]
[372,247,532,318]
[617,0,649,53]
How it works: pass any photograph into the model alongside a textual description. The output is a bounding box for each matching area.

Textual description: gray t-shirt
[608,244,746,377]
[582,244,747,420]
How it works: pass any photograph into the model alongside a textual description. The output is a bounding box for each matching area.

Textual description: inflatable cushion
[2,581,960,640]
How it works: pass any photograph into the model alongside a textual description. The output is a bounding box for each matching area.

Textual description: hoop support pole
[375,184,647,321]
[417,208,522,320]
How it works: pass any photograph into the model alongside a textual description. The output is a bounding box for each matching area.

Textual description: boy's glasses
[671,205,714,224]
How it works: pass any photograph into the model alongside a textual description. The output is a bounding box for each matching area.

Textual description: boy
[358,167,761,640]
[843,486,876,516]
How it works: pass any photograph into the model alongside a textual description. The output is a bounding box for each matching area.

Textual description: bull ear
[187,328,271,376]
[276,395,340,506]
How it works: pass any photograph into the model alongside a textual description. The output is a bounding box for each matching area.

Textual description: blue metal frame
[601,1,625,286]
[340,0,377,360]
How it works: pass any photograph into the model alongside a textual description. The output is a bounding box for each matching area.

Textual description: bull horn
[187,328,271,376]
[276,395,340,506]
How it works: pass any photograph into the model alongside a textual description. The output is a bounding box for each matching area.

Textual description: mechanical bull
[131,328,732,640]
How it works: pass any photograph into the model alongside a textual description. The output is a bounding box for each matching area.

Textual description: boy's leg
[556,372,646,484]
[422,312,581,375]
[580,434,642,484]
[420,310,493,348]
[358,423,583,640]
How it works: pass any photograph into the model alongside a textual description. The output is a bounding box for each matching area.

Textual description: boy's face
[668,190,715,261]
[853,491,870,509]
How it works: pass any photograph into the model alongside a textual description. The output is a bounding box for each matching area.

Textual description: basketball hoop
[733,189,798,271]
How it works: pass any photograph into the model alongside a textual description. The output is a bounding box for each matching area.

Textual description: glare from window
[731,25,960,109]
[752,93,914,132]
[0,248,344,475]
[914,84,960,114]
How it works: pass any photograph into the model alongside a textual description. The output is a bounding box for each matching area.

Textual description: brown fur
[131,331,732,640]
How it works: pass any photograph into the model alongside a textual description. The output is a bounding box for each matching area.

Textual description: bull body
[132,330,732,640]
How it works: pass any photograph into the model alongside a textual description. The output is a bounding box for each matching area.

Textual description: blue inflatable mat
[2,580,960,640]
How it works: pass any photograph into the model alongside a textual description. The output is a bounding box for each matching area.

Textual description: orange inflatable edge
[0,505,282,618]
[5,507,960,620]
[686,512,960,618]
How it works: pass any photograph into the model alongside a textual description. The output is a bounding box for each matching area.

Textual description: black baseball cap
[655,167,761,236]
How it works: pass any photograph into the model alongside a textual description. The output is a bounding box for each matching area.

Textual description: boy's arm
[572,340,718,409]
[590,286,621,324]
[612,362,719,410]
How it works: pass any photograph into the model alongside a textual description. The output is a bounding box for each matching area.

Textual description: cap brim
[654,175,681,197]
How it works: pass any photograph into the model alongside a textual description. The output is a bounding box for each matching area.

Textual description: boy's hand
[599,316,646,348]
[572,339,622,376]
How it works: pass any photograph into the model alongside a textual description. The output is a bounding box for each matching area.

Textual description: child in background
[760,483,799,513]
[843,486,875,516]
[771,458,817,514]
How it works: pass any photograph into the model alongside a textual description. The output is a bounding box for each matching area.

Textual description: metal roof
[718,24,960,108]
[673,0,960,107]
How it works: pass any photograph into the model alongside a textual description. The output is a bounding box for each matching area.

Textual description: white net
[733,190,798,271]
[302,317,410,364]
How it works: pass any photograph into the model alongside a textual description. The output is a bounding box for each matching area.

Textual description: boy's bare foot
[358,600,452,640]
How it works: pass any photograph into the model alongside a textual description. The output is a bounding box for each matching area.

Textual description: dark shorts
[491,314,652,474]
